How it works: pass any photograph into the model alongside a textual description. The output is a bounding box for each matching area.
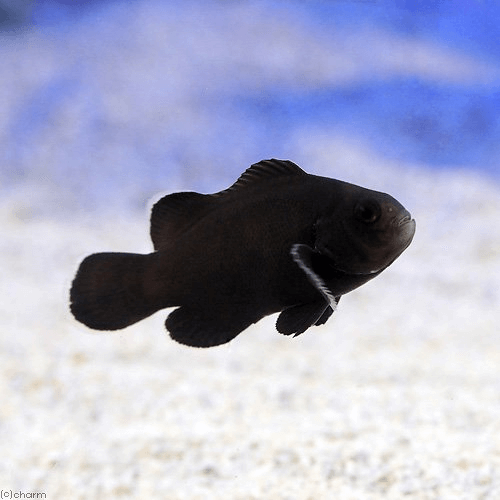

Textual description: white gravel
[1,162,500,499]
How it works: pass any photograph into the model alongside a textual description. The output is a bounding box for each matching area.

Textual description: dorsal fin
[150,192,214,250]
[216,159,307,196]
[150,159,306,250]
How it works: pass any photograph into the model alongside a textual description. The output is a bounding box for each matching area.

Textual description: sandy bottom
[1,168,500,499]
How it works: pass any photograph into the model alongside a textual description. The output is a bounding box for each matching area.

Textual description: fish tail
[70,252,163,330]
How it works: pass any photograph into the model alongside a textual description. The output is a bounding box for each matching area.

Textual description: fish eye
[354,200,381,224]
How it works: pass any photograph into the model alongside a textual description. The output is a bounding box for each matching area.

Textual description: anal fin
[165,304,259,348]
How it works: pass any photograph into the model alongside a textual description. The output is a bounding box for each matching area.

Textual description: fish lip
[399,215,414,227]
[393,210,414,227]
[399,218,416,247]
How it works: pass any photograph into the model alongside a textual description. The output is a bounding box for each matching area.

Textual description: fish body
[70,159,415,347]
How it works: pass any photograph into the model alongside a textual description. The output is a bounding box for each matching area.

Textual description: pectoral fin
[276,244,341,337]
[314,301,337,326]
[290,243,339,308]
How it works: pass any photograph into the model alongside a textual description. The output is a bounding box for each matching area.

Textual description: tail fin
[70,252,162,330]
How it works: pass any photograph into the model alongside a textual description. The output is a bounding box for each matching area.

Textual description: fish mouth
[399,214,412,226]
[316,213,416,276]
[398,215,416,246]
[393,209,414,227]
[390,210,416,250]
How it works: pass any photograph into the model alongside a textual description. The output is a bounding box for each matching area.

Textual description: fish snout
[397,210,413,227]
[395,210,416,247]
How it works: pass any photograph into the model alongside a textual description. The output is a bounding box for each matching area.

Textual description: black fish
[70,159,415,347]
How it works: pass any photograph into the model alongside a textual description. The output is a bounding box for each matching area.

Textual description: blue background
[2,0,499,213]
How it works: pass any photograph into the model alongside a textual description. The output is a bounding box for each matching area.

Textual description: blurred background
[2,0,500,216]
[3,3,500,497]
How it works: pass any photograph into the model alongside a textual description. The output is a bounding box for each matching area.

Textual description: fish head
[314,188,416,275]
